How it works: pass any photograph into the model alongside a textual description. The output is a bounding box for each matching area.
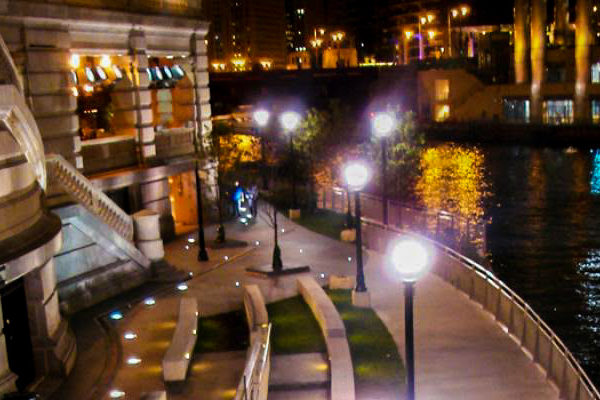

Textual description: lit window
[85,67,96,83]
[435,79,449,101]
[113,65,123,80]
[96,66,107,81]
[146,68,152,81]
[434,104,450,122]
[592,100,600,123]
[543,99,574,125]
[162,66,173,80]
[171,65,185,79]
[70,70,78,85]
[503,98,530,123]
[592,62,600,83]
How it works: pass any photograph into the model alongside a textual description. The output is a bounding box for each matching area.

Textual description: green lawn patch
[327,289,405,397]
[195,309,249,353]
[267,295,327,354]
[295,209,349,241]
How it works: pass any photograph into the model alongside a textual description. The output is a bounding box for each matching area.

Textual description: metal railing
[317,186,487,258]
[318,186,600,400]
[46,154,134,242]
[234,323,272,400]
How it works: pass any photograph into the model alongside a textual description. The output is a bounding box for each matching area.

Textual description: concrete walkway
[61,207,559,400]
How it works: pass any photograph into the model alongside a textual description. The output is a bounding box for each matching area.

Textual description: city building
[0,0,215,394]
[205,0,287,71]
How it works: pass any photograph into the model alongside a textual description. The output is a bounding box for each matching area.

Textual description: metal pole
[346,188,353,228]
[259,128,269,190]
[405,281,415,400]
[355,191,367,292]
[381,138,388,225]
[195,160,209,261]
[290,134,297,209]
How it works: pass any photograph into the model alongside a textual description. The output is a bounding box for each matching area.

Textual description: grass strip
[294,209,348,241]
[266,295,327,354]
[195,308,249,353]
[327,288,405,397]
[195,296,326,355]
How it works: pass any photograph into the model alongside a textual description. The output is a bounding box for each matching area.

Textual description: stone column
[24,24,82,169]
[133,210,165,261]
[514,0,529,84]
[24,258,76,378]
[530,0,546,123]
[140,178,175,241]
[575,0,592,122]
[191,34,219,204]
[129,29,156,162]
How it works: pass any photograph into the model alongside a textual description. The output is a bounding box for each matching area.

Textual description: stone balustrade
[162,297,198,383]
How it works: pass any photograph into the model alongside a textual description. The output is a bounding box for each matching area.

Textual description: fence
[324,185,600,400]
[317,186,487,258]
[234,324,272,400]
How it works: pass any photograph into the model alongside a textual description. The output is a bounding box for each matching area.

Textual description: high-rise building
[206,0,287,71]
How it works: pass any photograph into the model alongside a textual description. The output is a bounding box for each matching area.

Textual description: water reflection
[591,150,600,195]
[416,144,489,222]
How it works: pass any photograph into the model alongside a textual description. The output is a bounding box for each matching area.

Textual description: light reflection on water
[418,144,600,385]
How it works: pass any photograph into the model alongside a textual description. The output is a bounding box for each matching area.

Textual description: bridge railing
[317,186,487,257]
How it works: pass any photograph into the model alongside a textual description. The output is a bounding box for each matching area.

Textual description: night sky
[469,0,514,25]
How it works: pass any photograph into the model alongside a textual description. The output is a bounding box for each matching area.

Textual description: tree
[365,111,425,202]
[261,202,283,272]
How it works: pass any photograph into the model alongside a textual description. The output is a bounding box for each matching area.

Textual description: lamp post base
[288,208,301,220]
[340,229,356,242]
[351,289,371,308]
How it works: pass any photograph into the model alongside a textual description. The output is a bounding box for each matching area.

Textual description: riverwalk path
[55,207,559,399]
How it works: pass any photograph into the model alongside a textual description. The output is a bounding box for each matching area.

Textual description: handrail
[234,323,272,400]
[318,185,488,257]
[329,195,600,400]
[46,154,134,242]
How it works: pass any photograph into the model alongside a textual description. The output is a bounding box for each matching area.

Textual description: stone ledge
[162,297,198,382]
[297,276,355,400]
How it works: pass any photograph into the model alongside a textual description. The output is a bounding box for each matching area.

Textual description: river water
[418,144,600,386]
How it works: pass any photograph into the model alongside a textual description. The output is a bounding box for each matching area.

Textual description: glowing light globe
[344,162,369,192]
[253,109,270,127]
[279,111,301,132]
[372,112,396,138]
[391,240,430,282]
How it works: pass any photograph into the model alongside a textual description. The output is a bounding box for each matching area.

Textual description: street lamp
[344,161,370,306]
[451,4,470,57]
[253,109,270,190]
[280,111,301,210]
[372,112,396,226]
[391,239,430,400]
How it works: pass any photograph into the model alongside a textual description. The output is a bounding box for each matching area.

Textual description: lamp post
[253,109,270,190]
[372,112,396,226]
[194,163,209,261]
[280,111,301,210]
[404,30,413,65]
[344,162,370,306]
[391,239,430,400]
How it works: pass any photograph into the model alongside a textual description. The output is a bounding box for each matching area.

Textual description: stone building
[0,0,214,394]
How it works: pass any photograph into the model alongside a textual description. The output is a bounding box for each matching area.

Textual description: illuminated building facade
[0,0,215,394]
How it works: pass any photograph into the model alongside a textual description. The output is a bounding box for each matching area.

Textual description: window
[434,104,450,122]
[592,62,600,83]
[543,99,574,125]
[435,79,449,101]
[503,98,530,123]
[592,100,600,123]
